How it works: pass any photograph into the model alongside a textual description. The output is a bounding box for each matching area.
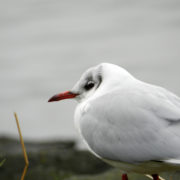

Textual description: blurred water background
[0,0,180,147]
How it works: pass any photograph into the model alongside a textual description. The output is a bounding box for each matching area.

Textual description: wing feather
[79,81,180,163]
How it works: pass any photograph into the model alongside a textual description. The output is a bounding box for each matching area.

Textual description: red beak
[48,91,78,102]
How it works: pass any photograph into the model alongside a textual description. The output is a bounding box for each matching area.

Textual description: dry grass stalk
[14,112,29,180]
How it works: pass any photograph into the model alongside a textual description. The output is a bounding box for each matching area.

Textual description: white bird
[49,63,180,180]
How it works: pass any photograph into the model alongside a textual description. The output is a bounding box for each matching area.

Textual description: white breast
[74,100,103,158]
[74,101,89,134]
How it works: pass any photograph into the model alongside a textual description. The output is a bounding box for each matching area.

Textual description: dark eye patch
[84,81,95,91]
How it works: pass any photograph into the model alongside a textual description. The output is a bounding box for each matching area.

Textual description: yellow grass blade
[14,112,29,180]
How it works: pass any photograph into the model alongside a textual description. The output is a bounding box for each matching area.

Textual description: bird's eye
[84,81,95,91]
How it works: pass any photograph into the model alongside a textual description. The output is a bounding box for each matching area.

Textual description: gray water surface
[0,0,180,146]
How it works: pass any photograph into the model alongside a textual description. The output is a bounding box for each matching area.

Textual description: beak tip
[48,96,56,102]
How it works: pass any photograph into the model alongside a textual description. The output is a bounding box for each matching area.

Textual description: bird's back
[75,79,180,169]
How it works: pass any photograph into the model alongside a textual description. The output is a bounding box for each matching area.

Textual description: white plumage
[74,63,180,173]
[49,63,180,178]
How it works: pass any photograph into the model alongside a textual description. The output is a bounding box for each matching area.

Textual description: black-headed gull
[49,63,180,180]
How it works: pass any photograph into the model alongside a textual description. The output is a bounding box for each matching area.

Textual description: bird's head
[48,63,133,103]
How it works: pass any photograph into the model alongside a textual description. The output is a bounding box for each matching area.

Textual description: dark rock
[0,136,75,154]
[0,136,111,180]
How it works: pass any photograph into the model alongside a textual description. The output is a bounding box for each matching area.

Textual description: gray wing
[79,82,180,164]
[142,85,180,124]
